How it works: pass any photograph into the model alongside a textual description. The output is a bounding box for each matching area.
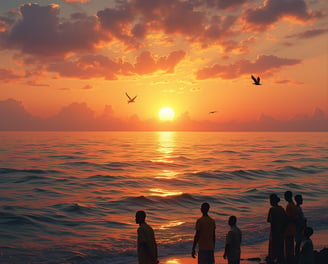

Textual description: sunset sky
[0,0,327,130]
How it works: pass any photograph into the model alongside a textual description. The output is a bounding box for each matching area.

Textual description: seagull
[125,92,137,103]
[251,75,261,85]
[208,111,218,114]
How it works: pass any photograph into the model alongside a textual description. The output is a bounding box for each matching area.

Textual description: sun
[158,107,175,121]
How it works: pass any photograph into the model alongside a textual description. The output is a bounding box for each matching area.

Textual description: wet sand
[161,229,328,264]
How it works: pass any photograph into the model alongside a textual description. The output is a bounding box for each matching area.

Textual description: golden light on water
[149,188,183,197]
[165,259,182,264]
[160,220,185,230]
[155,169,177,179]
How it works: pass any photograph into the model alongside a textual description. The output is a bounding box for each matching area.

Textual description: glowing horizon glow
[158,107,175,121]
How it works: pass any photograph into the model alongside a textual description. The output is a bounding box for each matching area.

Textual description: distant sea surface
[0,132,327,264]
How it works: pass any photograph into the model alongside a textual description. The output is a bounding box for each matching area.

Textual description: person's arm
[267,208,271,223]
[223,231,230,259]
[192,230,199,258]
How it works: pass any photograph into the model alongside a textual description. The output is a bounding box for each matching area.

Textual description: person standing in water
[267,193,287,264]
[284,191,298,263]
[223,216,242,264]
[135,210,159,264]
[192,202,216,264]
[294,194,307,258]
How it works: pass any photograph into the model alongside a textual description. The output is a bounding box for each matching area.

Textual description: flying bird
[251,75,261,85]
[125,92,137,103]
[208,111,218,114]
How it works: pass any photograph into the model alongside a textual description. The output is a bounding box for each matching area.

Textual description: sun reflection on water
[155,169,177,179]
[160,220,185,230]
[149,188,183,197]
[151,131,176,163]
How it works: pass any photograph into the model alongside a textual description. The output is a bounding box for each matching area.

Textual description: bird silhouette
[125,92,137,103]
[251,75,261,85]
[208,111,218,114]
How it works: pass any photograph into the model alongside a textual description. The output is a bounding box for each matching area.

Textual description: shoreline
[160,229,328,264]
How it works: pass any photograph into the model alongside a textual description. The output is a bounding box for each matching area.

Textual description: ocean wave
[0,212,38,227]
[0,167,61,174]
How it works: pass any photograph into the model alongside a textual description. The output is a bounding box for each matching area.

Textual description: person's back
[295,194,307,258]
[284,191,298,263]
[135,211,158,264]
[268,204,287,233]
[137,222,157,264]
[192,202,216,264]
[285,200,298,236]
[224,216,242,264]
[196,214,216,251]
[267,194,286,264]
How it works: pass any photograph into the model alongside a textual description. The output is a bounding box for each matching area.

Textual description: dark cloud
[201,0,247,10]
[162,1,205,37]
[196,55,301,80]
[286,28,328,39]
[244,0,323,31]
[1,3,107,57]
[97,4,136,46]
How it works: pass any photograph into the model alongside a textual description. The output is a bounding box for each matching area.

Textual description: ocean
[0,131,327,264]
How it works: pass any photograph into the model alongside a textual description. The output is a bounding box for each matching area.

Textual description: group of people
[267,191,314,264]
[134,191,314,264]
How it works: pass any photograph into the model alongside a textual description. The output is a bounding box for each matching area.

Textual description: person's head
[228,216,237,226]
[295,194,303,205]
[303,227,313,239]
[270,193,280,206]
[201,202,210,215]
[135,210,146,224]
[284,191,293,202]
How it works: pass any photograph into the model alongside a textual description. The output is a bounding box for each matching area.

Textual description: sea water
[0,132,327,263]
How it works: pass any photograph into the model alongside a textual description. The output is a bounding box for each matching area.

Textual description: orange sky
[0,0,327,130]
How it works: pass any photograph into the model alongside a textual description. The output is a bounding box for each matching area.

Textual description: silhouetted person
[192,202,216,264]
[267,194,287,264]
[135,210,159,264]
[298,227,314,264]
[284,191,299,264]
[295,194,307,258]
[223,216,242,264]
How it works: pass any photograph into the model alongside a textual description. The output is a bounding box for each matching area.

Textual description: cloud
[82,84,93,90]
[200,0,247,10]
[0,99,327,131]
[244,0,323,31]
[274,79,303,85]
[47,50,185,79]
[0,68,21,82]
[196,55,301,80]
[63,0,90,3]
[0,99,39,130]
[0,1,322,82]
[1,3,107,57]
[286,28,328,39]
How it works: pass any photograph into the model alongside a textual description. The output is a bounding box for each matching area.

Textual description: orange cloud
[0,68,21,82]
[1,99,327,131]
[196,55,301,80]
[47,50,185,79]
